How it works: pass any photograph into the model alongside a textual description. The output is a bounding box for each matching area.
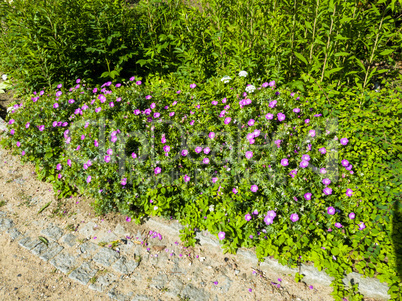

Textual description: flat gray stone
[260,256,297,275]
[92,247,120,267]
[96,230,119,243]
[131,295,153,301]
[343,272,390,300]
[79,241,100,259]
[18,236,42,251]
[0,218,14,231]
[14,178,25,185]
[79,221,97,239]
[40,223,64,241]
[31,241,64,261]
[114,223,129,237]
[301,263,334,286]
[0,211,6,217]
[88,272,117,292]
[6,227,22,240]
[237,249,258,266]
[108,288,133,301]
[111,256,139,274]
[49,251,77,274]
[131,271,142,282]
[165,278,184,299]
[61,233,77,247]
[68,261,98,285]
[182,284,210,301]
[150,273,168,290]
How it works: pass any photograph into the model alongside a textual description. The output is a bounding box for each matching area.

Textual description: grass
[0,200,6,207]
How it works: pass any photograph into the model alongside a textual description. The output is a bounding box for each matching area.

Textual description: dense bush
[0,0,400,98]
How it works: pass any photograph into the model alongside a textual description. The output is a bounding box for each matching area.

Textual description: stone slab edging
[0,116,390,300]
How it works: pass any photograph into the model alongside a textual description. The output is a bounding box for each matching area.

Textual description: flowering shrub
[1,70,401,300]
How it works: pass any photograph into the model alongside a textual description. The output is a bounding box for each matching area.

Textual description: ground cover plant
[1,70,401,300]
[0,0,401,300]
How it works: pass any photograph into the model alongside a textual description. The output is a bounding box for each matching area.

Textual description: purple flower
[245,151,253,159]
[349,212,355,219]
[211,100,218,105]
[290,213,299,222]
[319,147,326,154]
[248,119,255,126]
[265,113,273,120]
[104,155,111,163]
[163,145,171,152]
[195,146,202,154]
[269,100,277,108]
[277,113,286,122]
[340,138,349,145]
[218,232,225,240]
[233,188,238,194]
[322,178,331,185]
[320,168,327,174]
[304,193,312,200]
[190,83,196,89]
[341,159,349,167]
[335,222,342,228]
[281,158,289,166]
[323,187,333,195]
[359,222,366,230]
[86,176,91,183]
[305,119,310,124]
[346,189,353,197]
[345,164,353,171]
[327,207,335,215]
[136,81,142,85]
[209,132,215,139]
[181,149,188,156]
[203,158,210,164]
[267,210,276,219]
[204,147,211,154]
[183,174,190,182]
[212,177,218,184]
[264,215,273,225]
[224,117,232,124]
[245,214,252,221]
[302,154,311,161]
[293,108,300,113]
[154,167,161,175]
[300,160,309,168]
[250,185,258,192]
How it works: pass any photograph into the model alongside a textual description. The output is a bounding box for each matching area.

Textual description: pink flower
[218,232,225,240]
[126,216,131,222]
[154,167,161,174]
[245,151,253,159]
[346,189,353,197]
[245,214,252,221]
[290,213,299,222]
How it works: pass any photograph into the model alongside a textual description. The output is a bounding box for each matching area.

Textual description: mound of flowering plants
[1,70,400,300]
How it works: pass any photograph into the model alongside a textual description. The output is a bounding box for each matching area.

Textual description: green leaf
[379,49,394,56]
[38,201,52,214]
[39,236,49,246]
[331,247,339,256]
[294,52,308,65]
[334,52,350,57]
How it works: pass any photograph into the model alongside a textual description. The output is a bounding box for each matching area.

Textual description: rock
[49,251,77,274]
[181,284,210,301]
[31,241,64,261]
[60,233,77,247]
[68,261,98,285]
[92,247,120,267]
[18,236,42,251]
[79,241,100,259]
[150,274,168,290]
[6,227,21,240]
[88,272,117,292]
[40,223,64,241]
[0,217,14,231]
[111,256,139,274]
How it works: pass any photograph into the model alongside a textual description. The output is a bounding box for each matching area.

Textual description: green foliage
[0,0,401,299]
